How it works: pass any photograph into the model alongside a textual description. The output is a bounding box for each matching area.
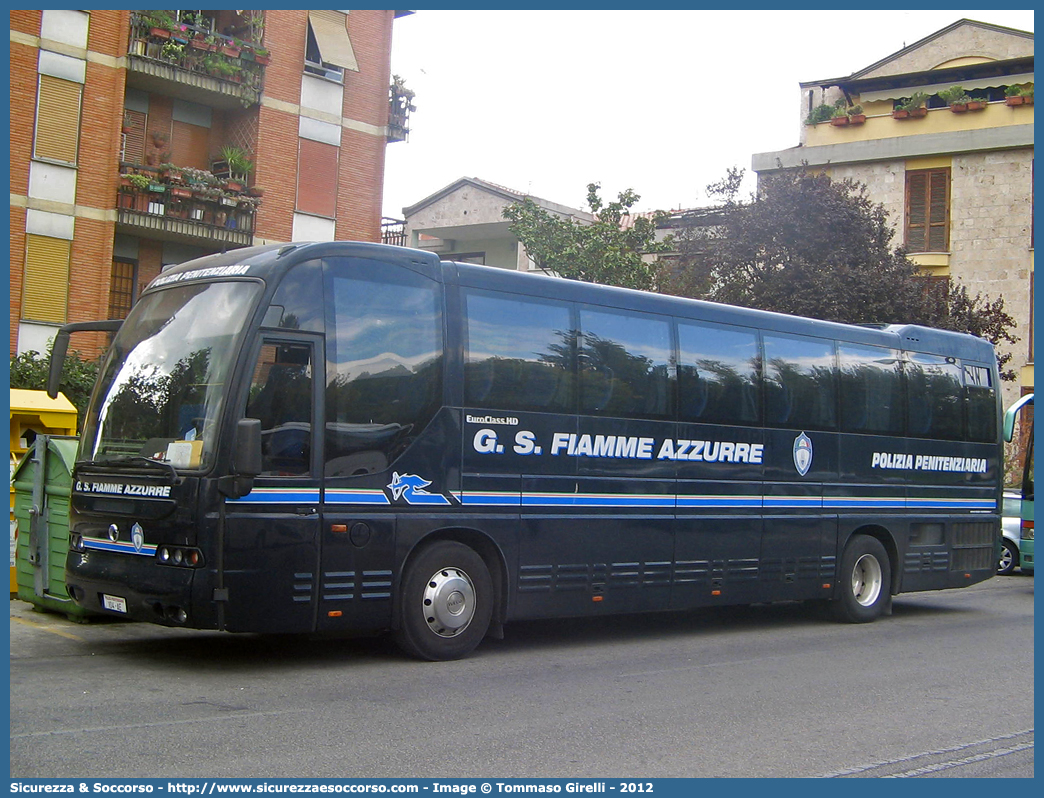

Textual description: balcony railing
[127,12,268,107]
[117,165,260,247]
[381,217,407,247]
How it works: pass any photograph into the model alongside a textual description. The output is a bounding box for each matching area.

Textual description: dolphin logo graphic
[387,472,451,505]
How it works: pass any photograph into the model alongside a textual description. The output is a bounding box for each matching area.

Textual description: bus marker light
[592,596,603,602]
[328,610,343,617]
[711,590,722,596]
[822,583,832,589]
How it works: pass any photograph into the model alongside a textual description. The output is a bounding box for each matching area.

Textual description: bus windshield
[80,280,262,471]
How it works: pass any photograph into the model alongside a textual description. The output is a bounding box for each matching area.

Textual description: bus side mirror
[235,418,262,477]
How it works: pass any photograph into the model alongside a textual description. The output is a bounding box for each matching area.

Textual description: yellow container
[9,389,77,596]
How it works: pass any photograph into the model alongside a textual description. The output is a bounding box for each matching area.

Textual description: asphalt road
[9,572,1034,779]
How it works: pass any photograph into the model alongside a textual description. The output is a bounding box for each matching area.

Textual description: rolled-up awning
[858,71,1034,102]
[308,10,359,72]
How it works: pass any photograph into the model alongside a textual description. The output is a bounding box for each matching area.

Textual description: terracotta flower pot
[830,116,849,126]
[848,114,866,124]
[1006,96,1025,106]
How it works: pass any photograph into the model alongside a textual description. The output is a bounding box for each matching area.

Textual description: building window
[905,168,950,253]
[23,234,71,323]
[121,110,147,164]
[296,138,338,218]
[34,74,82,164]
[305,11,358,83]
[108,259,139,320]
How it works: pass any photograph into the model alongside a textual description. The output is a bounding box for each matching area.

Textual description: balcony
[116,164,260,248]
[387,76,415,143]
[126,11,269,109]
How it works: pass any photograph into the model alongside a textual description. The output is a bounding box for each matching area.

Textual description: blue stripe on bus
[228,488,995,512]
[82,537,157,556]
[325,489,391,506]
[231,488,321,505]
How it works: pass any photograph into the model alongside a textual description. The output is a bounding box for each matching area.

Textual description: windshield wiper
[78,456,178,482]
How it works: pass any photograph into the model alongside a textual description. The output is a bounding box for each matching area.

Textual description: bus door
[222,336,323,633]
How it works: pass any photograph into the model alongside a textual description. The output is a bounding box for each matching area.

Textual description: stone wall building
[752,19,1034,410]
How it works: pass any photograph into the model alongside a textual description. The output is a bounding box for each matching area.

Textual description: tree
[10,348,100,423]
[668,167,1018,379]
[503,183,673,291]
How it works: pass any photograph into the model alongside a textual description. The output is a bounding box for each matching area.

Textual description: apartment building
[10,9,411,358]
[752,19,1034,409]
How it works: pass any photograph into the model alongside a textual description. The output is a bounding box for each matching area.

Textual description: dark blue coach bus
[50,241,1002,659]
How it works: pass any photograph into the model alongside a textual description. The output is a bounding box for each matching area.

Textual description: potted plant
[830,101,850,126]
[1005,85,1027,106]
[121,173,151,191]
[938,85,972,112]
[253,47,271,66]
[893,92,928,119]
[160,41,185,61]
[143,10,176,39]
[846,104,866,124]
[220,145,255,187]
[804,103,836,126]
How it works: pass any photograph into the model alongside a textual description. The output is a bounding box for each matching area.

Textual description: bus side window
[677,321,759,426]
[763,334,838,431]
[906,352,963,440]
[463,289,575,414]
[838,343,904,435]
[245,342,314,476]
[964,363,996,443]
[579,306,672,419]
[325,259,443,476]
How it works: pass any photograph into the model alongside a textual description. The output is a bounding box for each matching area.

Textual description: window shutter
[905,168,950,253]
[927,170,949,252]
[171,120,211,170]
[296,138,339,217]
[122,110,147,165]
[34,75,82,164]
[905,172,927,252]
[23,234,71,323]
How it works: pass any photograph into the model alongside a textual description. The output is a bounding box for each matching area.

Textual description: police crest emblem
[793,432,813,476]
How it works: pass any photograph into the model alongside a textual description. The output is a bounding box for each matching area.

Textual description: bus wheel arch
[831,528,895,623]
[392,530,504,660]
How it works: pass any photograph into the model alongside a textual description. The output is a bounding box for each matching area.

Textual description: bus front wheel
[831,535,891,623]
[394,541,493,661]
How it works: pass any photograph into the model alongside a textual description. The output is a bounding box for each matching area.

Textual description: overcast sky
[381,9,1035,219]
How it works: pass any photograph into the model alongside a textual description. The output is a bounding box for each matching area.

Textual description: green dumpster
[13,434,95,619]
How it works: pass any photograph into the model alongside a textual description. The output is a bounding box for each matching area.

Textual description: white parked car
[998,491,1023,575]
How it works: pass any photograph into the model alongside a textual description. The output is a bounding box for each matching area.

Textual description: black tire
[997,539,1019,576]
[393,541,493,661]
[831,535,891,623]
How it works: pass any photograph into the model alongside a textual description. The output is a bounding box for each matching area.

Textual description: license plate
[102,594,127,613]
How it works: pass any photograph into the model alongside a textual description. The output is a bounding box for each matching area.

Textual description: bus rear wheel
[831,535,891,623]
[394,541,493,661]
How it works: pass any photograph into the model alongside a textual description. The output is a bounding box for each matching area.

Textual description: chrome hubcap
[851,553,883,607]
[422,566,476,638]
[999,548,1014,570]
